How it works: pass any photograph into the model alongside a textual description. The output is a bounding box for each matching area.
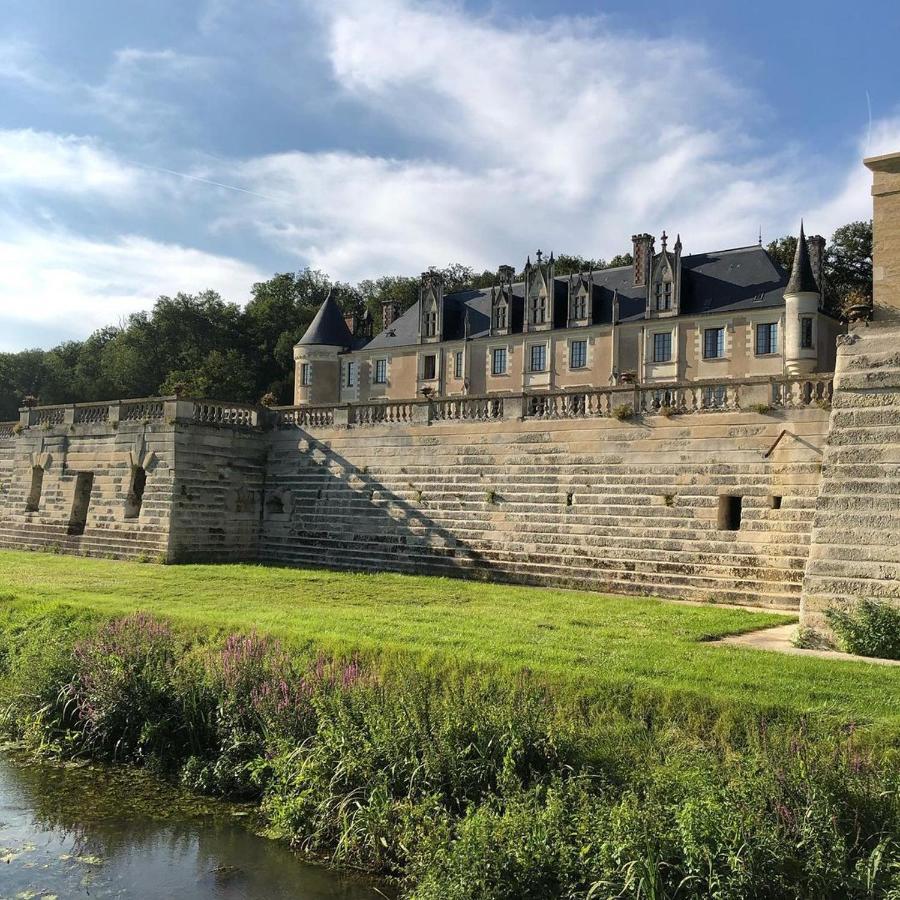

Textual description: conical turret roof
[785,222,820,295]
[296,290,353,347]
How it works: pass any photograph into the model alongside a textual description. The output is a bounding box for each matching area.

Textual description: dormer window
[573,293,587,320]
[655,281,673,311]
[494,302,507,330]
[424,300,438,337]
[530,295,547,325]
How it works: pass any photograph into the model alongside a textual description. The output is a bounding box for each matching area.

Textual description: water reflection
[0,752,385,899]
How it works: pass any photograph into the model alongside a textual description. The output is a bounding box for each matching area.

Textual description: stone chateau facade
[1,154,899,637]
[293,226,844,409]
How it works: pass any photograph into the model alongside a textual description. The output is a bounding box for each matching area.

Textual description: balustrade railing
[276,405,337,428]
[10,373,835,436]
[192,400,259,428]
[431,396,504,422]
[30,406,66,426]
[772,375,834,408]
[351,401,415,426]
[73,403,110,424]
[120,399,166,422]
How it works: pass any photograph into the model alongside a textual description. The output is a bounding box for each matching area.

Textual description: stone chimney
[498,264,515,283]
[632,233,654,287]
[807,233,826,297]
[343,312,357,335]
[381,299,401,331]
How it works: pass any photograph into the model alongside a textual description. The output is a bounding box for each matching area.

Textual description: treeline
[0,224,870,419]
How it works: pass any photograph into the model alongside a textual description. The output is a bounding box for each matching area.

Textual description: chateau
[293,226,843,408]
[1,153,899,639]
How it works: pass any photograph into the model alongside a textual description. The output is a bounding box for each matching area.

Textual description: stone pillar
[864,150,900,324]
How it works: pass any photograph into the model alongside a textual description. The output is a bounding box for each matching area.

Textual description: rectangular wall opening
[769,495,783,510]
[717,494,742,531]
[25,466,44,512]
[124,466,147,519]
[68,472,94,536]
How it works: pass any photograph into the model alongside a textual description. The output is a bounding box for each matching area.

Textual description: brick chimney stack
[381,299,401,331]
[632,233,654,287]
[806,233,826,298]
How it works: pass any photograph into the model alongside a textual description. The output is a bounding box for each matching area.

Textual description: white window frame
[490,346,508,376]
[569,338,587,370]
[373,358,388,384]
[529,342,547,373]
[652,331,672,363]
[454,350,464,379]
[300,362,312,386]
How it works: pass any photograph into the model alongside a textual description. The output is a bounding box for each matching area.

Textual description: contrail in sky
[133,161,285,203]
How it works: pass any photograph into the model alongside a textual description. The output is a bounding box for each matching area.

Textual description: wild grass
[0,607,898,899]
[0,551,898,728]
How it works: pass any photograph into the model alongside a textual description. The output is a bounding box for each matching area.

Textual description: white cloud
[0,219,266,350]
[0,129,146,200]
[195,0,879,280]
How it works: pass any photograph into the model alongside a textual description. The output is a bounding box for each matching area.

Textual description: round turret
[293,291,353,405]
[783,223,821,376]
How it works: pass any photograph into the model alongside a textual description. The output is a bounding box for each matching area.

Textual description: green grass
[0,549,898,726]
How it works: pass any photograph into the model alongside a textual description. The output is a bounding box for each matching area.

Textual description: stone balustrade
[192,400,259,428]
[5,373,834,439]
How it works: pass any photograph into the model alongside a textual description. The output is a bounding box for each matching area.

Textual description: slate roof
[785,223,820,295]
[296,290,354,347]
[363,245,791,352]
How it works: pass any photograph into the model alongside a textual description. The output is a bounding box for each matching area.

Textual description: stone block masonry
[0,386,837,613]
[262,405,831,610]
[801,328,900,627]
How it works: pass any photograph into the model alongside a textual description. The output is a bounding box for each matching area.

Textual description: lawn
[1,549,898,726]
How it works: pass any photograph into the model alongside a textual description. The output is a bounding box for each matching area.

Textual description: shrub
[62,613,188,762]
[658,404,676,417]
[748,402,773,414]
[612,403,633,421]
[826,599,900,660]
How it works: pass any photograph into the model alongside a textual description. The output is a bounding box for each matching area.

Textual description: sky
[0,0,898,352]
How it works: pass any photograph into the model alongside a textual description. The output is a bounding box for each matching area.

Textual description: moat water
[0,751,385,899]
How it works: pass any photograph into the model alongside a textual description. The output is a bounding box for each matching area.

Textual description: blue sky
[1,0,898,351]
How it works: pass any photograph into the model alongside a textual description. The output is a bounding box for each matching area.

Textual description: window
[718,495,742,531]
[756,322,778,355]
[300,363,312,386]
[703,327,725,359]
[124,466,146,519]
[345,361,357,388]
[655,281,673,311]
[68,472,94,536]
[530,344,547,372]
[570,339,587,369]
[25,466,43,512]
[424,301,438,337]
[491,347,507,375]
[454,350,464,379]
[703,385,727,408]
[494,302,507,331]
[573,294,587,320]
[374,358,388,384]
[652,332,672,363]
[800,317,814,349]
[530,295,546,325]
[423,354,436,380]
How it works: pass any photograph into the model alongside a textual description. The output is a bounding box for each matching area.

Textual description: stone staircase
[802,328,900,626]
[261,410,830,610]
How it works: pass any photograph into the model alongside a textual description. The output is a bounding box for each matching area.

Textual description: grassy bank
[0,551,899,726]
[0,600,898,899]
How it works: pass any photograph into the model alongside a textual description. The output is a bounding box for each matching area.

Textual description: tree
[767,221,872,318]
[826,221,872,314]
